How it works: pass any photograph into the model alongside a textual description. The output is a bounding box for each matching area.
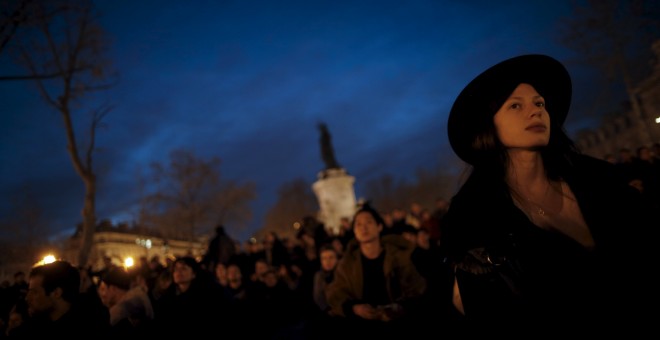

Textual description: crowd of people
[0,200,455,338]
[604,143,660,208]
[1,53,659,337]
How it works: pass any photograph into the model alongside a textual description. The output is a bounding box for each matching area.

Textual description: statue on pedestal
[318,122,341,170]
[313,123,356,235]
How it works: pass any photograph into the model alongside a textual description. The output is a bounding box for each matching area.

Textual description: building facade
[574,41,660,158]
[63,229,208,271]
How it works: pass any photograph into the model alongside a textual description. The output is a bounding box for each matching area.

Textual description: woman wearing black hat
[443,55,655,334]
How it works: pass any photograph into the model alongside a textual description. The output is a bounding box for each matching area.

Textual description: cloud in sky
[2,0,632,242]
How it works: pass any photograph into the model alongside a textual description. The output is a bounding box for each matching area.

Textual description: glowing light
[293,222,301,230]
[124,257,134,268]
[655,117,660,124]
[43,255,56,264]
[136,238,153,249]
[33,254,57,267]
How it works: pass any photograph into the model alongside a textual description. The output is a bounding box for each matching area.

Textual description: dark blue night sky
[0,0,626,242]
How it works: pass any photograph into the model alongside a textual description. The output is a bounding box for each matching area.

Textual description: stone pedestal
[312,168,357,236]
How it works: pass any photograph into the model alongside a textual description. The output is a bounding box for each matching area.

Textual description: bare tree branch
[141,150,256,243]
[0,0,32,54]
[6,0,116,266]
[0,69,83,80]
[558,0,660,144]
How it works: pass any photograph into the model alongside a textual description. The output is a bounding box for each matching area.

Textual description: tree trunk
[77,174,96,266]
[3,0,111,267]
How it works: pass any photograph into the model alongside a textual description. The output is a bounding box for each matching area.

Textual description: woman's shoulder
[446,173,510,219]
[566,153,629,185]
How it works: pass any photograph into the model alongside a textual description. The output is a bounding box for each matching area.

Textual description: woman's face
[493,83,550,150]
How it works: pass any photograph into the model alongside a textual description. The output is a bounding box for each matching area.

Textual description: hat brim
[447,54,572,165]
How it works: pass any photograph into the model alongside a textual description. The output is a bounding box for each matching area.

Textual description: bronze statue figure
[318,123,341,170]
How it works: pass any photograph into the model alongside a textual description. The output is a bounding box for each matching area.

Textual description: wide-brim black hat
[447,54,572,165]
